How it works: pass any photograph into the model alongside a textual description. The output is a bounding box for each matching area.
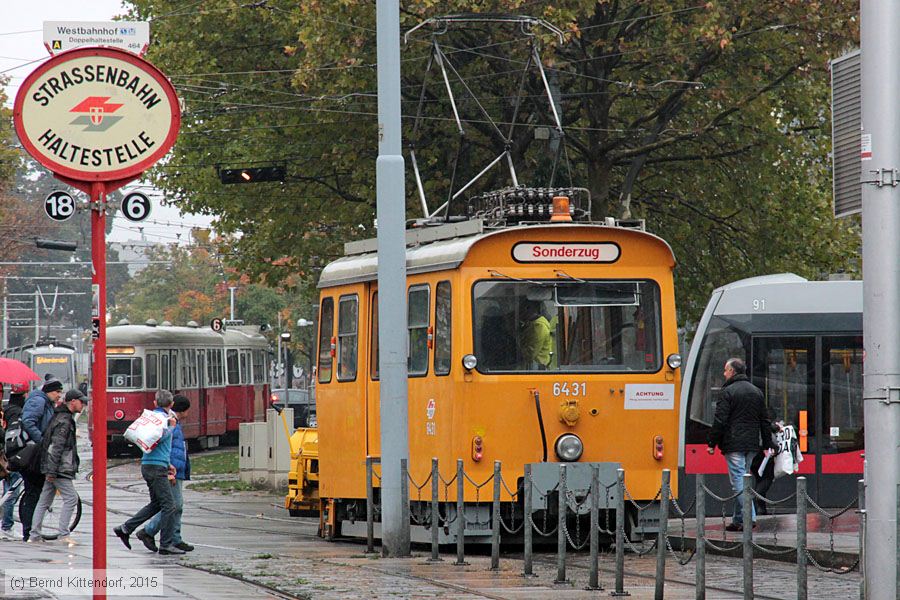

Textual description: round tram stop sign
[13,46,180,186]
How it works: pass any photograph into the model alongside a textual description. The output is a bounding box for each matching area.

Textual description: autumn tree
[123,0,860,320]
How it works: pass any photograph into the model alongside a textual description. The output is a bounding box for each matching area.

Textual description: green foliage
[122,0,860,322]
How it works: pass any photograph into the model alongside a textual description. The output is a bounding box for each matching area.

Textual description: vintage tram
[101,321,271,452]
[1,339,79,394]
[308,189,683,542]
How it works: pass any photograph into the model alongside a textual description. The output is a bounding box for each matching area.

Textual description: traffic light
[218,166,286,184]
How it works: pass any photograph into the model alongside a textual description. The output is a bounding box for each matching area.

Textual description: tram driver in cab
[520,299,557,370]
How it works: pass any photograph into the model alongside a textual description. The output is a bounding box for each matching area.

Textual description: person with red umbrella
[19,379,63,542]
[0,384,28,540]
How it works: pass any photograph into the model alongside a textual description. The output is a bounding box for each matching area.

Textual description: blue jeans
[1,472,22,530]
[143,479,183,544]
[725,451,758,525]
[120,464,177,547]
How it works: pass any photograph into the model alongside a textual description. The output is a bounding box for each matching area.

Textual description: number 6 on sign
[44,190,76,221]
[121,192,151,222]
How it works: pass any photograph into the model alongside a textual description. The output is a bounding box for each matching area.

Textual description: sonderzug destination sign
[14,46,180,182]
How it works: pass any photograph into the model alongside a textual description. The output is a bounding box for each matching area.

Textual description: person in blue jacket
[136,394,193,552]
[113,390,185,555]
[19,379,63,541]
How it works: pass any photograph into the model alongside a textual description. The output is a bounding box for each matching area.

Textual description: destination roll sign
[13,46,180,182]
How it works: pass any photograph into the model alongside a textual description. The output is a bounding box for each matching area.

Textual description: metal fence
[362,457,863,599]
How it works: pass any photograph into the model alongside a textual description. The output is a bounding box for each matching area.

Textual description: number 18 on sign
[45,190,76,221]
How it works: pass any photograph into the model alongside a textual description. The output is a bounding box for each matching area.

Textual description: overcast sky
[1,0,214,244]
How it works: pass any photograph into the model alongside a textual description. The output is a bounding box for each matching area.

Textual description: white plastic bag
[773,425,803,479]
[773,449,795,478]
[123,409,167,453]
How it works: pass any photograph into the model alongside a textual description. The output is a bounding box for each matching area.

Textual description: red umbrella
[0,357,41,386]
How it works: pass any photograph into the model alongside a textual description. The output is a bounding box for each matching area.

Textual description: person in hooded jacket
[0,385,27,539]
[19,379,63,541]
[29,390,86,543]
[707,358,776,531]
[136,394,193,552]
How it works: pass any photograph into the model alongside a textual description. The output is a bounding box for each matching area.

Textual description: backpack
[4,413,29,456]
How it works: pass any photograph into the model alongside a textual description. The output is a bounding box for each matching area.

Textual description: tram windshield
[472,279,661,373]
[687,316,749,426]
[32,353,74,386]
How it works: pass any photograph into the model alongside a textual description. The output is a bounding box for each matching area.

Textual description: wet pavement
[0,428,863,599]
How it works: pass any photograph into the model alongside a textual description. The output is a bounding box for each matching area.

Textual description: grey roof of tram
[711,272,862,315]
[318,221,674,289]
[107,324,269,348]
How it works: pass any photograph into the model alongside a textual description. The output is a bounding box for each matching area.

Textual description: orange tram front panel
[316,221,682,516]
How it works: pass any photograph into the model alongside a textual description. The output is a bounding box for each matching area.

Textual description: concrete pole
[3,293,7,349]
[229,286,236,320]
[375,0,410,557]
[33,290,39,344]
[861,3,900,597]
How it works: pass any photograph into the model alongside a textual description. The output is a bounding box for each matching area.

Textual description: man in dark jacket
[707,358,775,531]
[30,389,86,543]
[137,394,193,552]
[0,386,26,539]
[19,379,63,541]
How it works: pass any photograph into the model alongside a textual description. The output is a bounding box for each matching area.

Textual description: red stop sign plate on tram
[13,46,180,183]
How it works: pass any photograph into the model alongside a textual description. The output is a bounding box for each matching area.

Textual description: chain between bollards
[429,457,441,562]
[655,469,670,600]
[491,460,502,570]
[695,474,706,600]
[797,476,807,600]
[742,472,753,600]
[523,463,534,577]
[555,463,567,583]
[455,459,467,565]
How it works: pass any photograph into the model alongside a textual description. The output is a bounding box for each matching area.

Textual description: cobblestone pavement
[0,434,863,599]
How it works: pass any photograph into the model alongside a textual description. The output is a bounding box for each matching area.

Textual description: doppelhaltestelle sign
[13,46,180,183]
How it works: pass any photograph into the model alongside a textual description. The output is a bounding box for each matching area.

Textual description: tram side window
[252,349,265,384]
[337,295,358,381]
[161,353,170,390]
[146,353,158,389]
[240,351,249,383]
[434,281,451,376]
[227,349,240,385]
[687,317,748,427]
[370,293,379,379]
[823,336,864,452]
[408,285,430,376]
[108,357,142,389]
[318,297,334,383]
[208,349,224,386]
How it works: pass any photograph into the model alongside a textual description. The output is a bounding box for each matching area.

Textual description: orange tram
[306,188,682,542]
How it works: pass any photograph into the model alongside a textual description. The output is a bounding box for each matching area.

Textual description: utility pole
[375,0,410,557]
[861,2,900,597]
[229,286,237,320]
[33,290,39,344]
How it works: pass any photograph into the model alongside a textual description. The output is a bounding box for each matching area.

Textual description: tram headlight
[666,353,682,369]
[554,433,584,462]
[462,354,478,371]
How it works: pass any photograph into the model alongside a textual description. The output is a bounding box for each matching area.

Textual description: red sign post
[14,46,180,598]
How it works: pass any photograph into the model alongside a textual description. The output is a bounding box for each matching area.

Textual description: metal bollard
[523,464,534,577]
[429,457,441,562]
[366,456,375,554]
[796,476,807,600]
[655,469,670,600]
[742,473,753,600]
[858,479,865,600]
[400,458,411,555]
[555,463,567,583]
[695,474,706,600]
[455,459,467,565]
[587,465,601,590]
[612,468,628,596]
[490,460,501,570]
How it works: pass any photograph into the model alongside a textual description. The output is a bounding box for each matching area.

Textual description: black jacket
[40,405,79,479]
[707,374,775,454]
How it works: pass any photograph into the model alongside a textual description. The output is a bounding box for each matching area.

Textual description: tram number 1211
[553,382,587,397]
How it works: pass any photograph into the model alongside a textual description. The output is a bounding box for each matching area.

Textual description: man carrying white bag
[113,391,185,555]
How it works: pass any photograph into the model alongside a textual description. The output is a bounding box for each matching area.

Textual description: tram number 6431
[553,382,587,397]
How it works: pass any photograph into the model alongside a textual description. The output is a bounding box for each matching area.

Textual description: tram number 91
[553,382,587,397]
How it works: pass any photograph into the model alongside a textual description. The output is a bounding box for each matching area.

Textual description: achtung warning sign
[13,46,180,182]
